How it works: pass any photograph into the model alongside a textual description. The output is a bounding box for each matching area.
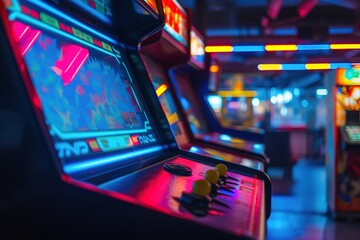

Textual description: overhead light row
[205,44,360,53]
[257,63,357,71]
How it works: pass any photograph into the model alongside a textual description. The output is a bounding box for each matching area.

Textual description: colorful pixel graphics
[15,21,147,135]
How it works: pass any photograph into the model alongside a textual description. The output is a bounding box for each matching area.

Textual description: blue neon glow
[64,145,165,174]
[281,64,306,70]
[272,28,297,36]
[330,63,352,69]
[51,123,150,140]
[23,1,117,44]
[233,45,265,52]
[329,27,354,35]
[219,134,232,141]
[316,89,328,96]
[297,44,330,51]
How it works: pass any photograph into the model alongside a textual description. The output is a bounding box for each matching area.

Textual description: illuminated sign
[162,0,188,47]
[144,0,158,13]
[337,68,360,86]
[190,28,205,69]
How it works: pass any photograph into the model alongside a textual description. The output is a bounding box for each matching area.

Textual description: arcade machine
[141,1,267,172]
[0,0,271,239]
[325,68,360,218]
[167,27,269,163]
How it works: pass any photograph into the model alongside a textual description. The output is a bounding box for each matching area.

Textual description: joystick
[215,163,239,185]
[176,180,212,216]
[205,169,234,196]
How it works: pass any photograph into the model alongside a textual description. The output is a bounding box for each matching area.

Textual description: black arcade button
[164,163,192,176]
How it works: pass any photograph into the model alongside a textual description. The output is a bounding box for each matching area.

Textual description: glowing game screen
[171,72,209,136]
[190,28,205,70]
[343,126,360,143]
[337,68,360,86]
[161,0,188,47]
[151,73,189,146]
[10,7,159,162]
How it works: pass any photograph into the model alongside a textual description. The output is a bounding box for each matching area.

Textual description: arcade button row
[167,163,240,217]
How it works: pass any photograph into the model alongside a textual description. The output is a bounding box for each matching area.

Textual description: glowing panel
[337,68,360,86]
[190,28,205,69]
[156,83,168,97]
[162,0,188,47]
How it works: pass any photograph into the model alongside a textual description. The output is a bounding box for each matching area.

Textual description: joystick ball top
[205,169,220,184]
[215,163,228,176]
[192,180,211,197]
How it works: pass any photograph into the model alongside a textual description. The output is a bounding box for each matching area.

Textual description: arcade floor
[266,159,360,240]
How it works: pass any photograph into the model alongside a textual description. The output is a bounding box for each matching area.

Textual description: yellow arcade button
[215,163,228,176]
[192,179,211,197]
[204,169,219,184]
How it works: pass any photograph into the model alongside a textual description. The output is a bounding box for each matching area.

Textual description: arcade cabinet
[0,0,271,239]
[325,68,360,218]
[141,2,267,172]
[169,37,268,161]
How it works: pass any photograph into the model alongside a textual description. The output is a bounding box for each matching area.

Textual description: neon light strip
[297,44,330,50]
[51,125,150,140]
[205,46,233,52]
[9,12,115,57]
[257,63,354,71]
[24,1,116,44]
[6,0,20,11]
[233,46,265,52]
[265,44,297,51]
[64,145,165,174]
[205,43,360,53]
[330,44,360,49]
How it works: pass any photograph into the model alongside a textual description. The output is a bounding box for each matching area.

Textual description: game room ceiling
[181,0,360,88]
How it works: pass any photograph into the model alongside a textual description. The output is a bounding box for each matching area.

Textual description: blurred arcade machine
[141,7,267,172]
[168,36,268,163]
[325,68,360,218]
[208,72,258,130]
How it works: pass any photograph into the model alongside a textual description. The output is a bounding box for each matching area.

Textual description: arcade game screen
[190,28,205,70]
[10,9,159,165]
[171,71,209,137]
[162,0,188,47]
[151,74,190,146]
[336,86,360,126]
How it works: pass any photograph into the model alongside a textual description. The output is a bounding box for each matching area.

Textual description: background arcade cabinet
[168,34,269,162]
[0,0,271,239]
[167,28,269,166]
[141,1,268,172]
[325,68,360,218]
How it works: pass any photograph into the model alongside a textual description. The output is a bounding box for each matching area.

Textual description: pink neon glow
[52,45,89,86]
[12,21,41,56]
